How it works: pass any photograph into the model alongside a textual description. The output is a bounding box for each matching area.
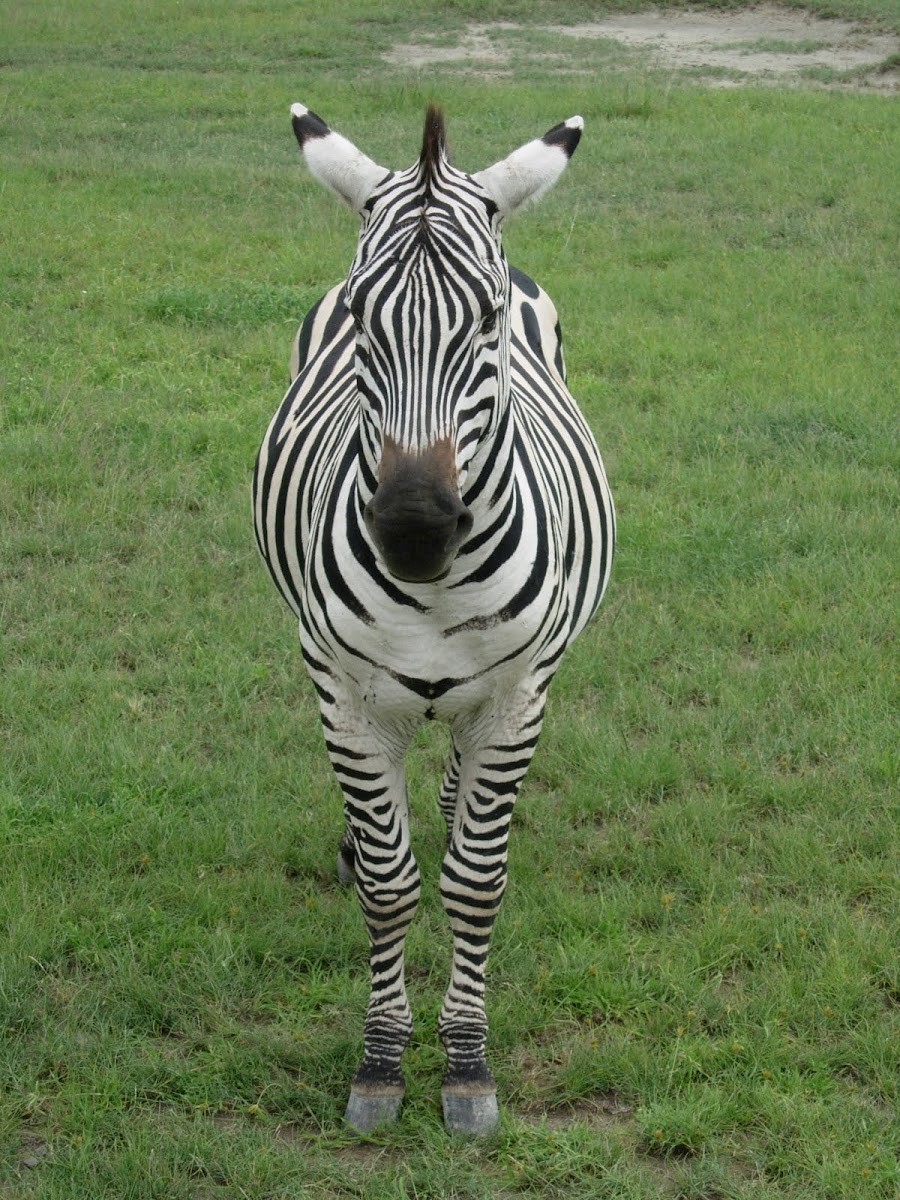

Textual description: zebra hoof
[441,1086,499,1136]
[344,1085,404,1134]
[336,847,355,886]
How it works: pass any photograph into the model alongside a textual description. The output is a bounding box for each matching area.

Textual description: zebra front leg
[324,723,420,1132]
[437,739,462,844]
[439,699,544,1134]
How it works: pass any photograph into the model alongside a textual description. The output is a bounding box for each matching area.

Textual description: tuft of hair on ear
[420,103,447,182]
[290,103,331,149]
[541,115,584,159]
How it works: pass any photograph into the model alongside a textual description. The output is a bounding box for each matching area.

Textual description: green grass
[2,1,898,1196]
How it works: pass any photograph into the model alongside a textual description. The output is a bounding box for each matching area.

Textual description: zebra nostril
[456,509,473,541]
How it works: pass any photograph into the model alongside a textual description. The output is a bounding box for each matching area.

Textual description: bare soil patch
[385,7,900,89]
[529,1091,636,1130]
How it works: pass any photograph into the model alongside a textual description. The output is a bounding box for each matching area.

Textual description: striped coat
[253,104,614,1134]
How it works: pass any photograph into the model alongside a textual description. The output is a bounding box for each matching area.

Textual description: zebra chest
[302,559,565,723]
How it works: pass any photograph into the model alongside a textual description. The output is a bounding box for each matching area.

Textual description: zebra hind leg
[336,827,355,885]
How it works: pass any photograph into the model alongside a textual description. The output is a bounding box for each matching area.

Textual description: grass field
[1,1,898,1196]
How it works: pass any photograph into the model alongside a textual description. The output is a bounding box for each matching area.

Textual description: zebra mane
[420,104,447,188]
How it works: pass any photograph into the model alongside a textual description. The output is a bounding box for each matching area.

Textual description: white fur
[291,103,387,214]
[473,116,583,218]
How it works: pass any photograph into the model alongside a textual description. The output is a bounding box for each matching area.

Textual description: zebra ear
[291,104,388,215]
[472,116,584,219]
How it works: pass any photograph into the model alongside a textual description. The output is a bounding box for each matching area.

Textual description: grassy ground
[1,1,898,1197]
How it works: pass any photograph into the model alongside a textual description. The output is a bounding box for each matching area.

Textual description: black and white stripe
[253,105,614,1134]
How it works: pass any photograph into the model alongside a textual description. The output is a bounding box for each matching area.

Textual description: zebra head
[291,103,583,582]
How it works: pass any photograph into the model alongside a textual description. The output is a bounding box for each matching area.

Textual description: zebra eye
[481,311,498,336]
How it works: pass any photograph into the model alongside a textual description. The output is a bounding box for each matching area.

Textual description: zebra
[253,103,614,1135]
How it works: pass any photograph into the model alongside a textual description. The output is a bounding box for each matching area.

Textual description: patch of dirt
[385,7,900,89]
[542,1092,636,1129]
[19,1134,50,1171]
[212,1116,396,1167]
[386,26,510,70]
[273,1120,319,1149]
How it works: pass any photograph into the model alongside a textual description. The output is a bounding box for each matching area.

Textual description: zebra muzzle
[365,439,473,583]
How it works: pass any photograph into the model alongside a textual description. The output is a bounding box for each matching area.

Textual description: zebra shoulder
[509,266,567,385]
[289,282,352,380]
